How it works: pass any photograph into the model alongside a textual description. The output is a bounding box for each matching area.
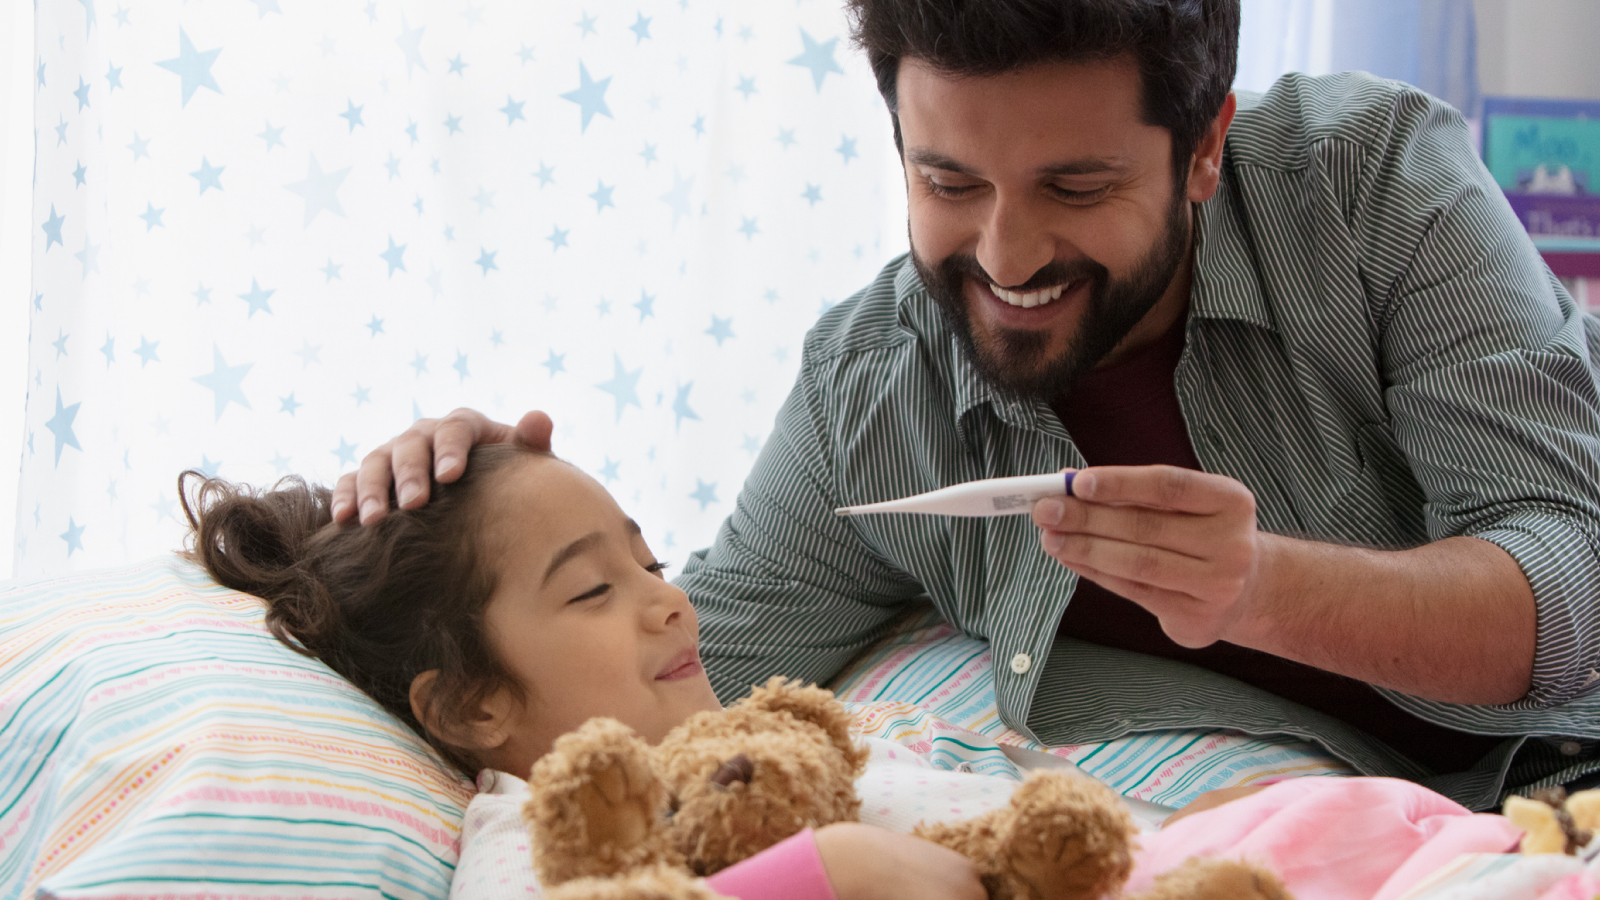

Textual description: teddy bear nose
[709,754,754,788]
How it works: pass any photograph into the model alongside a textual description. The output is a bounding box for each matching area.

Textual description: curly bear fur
[523,677,1290,900]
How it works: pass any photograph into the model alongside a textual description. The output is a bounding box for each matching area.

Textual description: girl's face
[469,455,722,775]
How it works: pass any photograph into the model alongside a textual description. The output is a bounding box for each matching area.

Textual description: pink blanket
[1127,777,1523,900]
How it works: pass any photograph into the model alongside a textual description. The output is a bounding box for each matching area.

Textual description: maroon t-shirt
[1049,314,1502,774]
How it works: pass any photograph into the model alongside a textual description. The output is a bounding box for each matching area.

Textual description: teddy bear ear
[739,677,868,774]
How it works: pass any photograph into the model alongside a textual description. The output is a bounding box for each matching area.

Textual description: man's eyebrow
[905,148,1130,178]
[542,519,645,586]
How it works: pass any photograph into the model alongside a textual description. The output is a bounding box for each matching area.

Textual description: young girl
[182,443,983,900]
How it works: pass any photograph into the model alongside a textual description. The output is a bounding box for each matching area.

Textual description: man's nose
[976,195,1056,289]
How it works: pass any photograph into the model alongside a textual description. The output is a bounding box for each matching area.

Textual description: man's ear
[409,669,515,752]
[1185,92,1238,205]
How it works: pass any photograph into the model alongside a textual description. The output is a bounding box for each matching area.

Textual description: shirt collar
[1189,164,1275,331]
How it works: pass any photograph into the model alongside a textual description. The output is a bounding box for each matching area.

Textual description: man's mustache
[938,254,1107,294]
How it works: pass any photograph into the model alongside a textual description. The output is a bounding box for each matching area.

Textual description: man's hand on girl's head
[331,409,555,525]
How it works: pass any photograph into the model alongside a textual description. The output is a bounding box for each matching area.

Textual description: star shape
[191,156,225,194]
[60,519,86,556]
[396,14,428,76]
[689,479,719,511]
[836,135,858,164]
[575,11,598,36]
[151,491,177,523]
[73,161,87,186]
[742,434,762,456]
[476,247,498,274]
[447,53,470,76]
[661,170,694,227]
[295,340,322,367]
[738,216,760,240]
[453,351,470,381]
[279,392,302,414]
[193,346,252,420]
[73,76,91,110]
[471,186,496,211]
[598,457,621,483]
[54,116,68,146]
[735,75,757,99]
[351,383,372,405]
[490,328,504,347]
[156,28,223,106]
[542,350,566,376]
[384,152,401,179]
[248,0,281,17]
[410,351,429,375]
[517,44,536,64]
[672,383,700,431]
[258,120,286,150]
[321,258,343,282]
[45,388,82,465]
[193,283,213,305]
[134,336,159,366]
[444,112,463,134]
[284,154,350,225]
[405,119,420,144]
[318,34,337,56]
[705,315,735,346]
[113,4,129,25]
[595,354,642,421]
[629,12,651,42]
[534,161,555,186]
[332,437,359,467]
[41,205,65,250]
[379,235,407,276]
[238,278,275,317]
[500,96,526,124]
[99,333,115,366]
[589,180,615,211]
[635,290,655,321]
[460,3,484,26]
[547,225,569,250]
[366,314,385,336]
[244,223,267,246]
[777,127,797,149]
[339,98,365,131]
[788,28,843,92]
[363,1,377,22]
[271,451,293,474]
[74,236,101,277]
[197,454,222,477]
[801,183,822,206]
[561,62,612,132]
[639,142,658,165]
[127,132,150,161]
[427,267,444,297]
[691,113,705,137]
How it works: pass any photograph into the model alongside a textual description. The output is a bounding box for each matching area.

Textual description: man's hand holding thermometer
[837,466,1270,652]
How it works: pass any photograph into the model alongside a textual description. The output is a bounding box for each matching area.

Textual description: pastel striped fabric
[0,556,474,900]
[834,610,1355,809]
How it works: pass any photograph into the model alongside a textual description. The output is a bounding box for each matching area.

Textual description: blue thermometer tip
[1063,471,1076,497]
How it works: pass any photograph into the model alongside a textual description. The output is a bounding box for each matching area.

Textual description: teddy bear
[1504,786,1600,855]
[522,677,1292,900]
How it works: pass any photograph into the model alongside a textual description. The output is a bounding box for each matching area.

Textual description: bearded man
[339,0,1600,808]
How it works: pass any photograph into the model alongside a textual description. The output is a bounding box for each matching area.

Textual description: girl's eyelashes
[568,583,610,604]
[646,561,671,574]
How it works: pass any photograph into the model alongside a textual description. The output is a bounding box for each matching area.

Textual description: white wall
[0,0,35,582]
[1476,0,1600,100]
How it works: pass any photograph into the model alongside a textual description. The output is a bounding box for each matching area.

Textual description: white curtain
[18,0,905,578]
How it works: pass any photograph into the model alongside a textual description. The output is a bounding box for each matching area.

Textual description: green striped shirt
[680,72,1600,810]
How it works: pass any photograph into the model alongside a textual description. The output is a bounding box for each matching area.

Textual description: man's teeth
[992,283,1068,308]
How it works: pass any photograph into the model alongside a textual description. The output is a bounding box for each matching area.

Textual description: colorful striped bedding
[0,556,473,900]
[832,607,1357,809]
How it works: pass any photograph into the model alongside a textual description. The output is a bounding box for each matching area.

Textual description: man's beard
[913,193,1191,402]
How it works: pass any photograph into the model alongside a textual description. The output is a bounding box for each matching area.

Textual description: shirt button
[1561,741,1584,757]
[1009,653,1032,675]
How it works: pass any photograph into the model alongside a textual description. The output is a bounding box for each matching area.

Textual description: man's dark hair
[846,0,1240,182]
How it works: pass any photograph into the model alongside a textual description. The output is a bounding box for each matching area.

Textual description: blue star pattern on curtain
[19,0,905,578]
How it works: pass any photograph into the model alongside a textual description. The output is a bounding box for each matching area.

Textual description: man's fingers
[515,410,555,452]
[332,472,359,524]
[354,448,398,525]
[1060,559,1222,648]
[433,408,517,482]
[1072,465,1254,517]
[390,428,439,510]
[1035,498,1217,558]
[1043,531,1245,600]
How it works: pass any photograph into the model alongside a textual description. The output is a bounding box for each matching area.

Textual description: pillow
[830,606,1357,809]
[0,555,474,899]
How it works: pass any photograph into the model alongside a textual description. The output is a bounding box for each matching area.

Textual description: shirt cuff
[704,828,839,900]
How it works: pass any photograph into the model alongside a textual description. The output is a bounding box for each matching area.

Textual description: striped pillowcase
[831,607,1356,809]
[0,556,474,900]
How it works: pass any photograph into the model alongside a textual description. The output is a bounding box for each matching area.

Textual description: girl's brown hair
[180,443,536,776]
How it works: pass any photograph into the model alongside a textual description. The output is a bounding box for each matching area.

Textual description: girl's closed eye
[646,561,671,576]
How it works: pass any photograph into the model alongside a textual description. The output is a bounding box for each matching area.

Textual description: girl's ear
[409,670,515,752]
